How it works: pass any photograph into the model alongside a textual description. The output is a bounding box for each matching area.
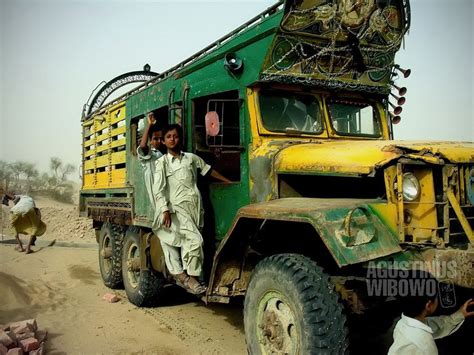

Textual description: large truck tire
[122,226,164,307]
[244,254,349,355]
[98,222,125,289]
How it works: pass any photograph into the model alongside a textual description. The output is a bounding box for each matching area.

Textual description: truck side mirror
[205,111,220,137]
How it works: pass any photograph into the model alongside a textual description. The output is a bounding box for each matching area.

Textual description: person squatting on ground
[1,189,46,254]
[388,272,474,354]
[152,124,231,295]
[137,112,165,208]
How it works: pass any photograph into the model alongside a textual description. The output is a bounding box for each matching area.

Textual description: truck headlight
[402,173,420,201]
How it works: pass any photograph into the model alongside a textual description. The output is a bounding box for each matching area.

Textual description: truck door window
[259,91,322,134]
[193,90,241,181]
[328,100,381,137]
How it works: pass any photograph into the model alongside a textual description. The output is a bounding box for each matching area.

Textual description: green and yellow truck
[80,0,474,353]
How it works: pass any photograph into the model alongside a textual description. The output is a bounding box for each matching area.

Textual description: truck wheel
[244,254,349,355]
[98,222,124,289]
[122,227,163,307]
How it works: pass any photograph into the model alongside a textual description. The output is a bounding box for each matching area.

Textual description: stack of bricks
[0,319,47,355]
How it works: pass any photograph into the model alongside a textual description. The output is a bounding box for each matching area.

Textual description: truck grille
[448,164,474,244]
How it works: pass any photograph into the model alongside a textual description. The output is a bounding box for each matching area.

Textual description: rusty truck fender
[206,197,402,300]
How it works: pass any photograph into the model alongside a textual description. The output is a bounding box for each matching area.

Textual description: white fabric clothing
[137,146,163,208]
[388,311,465,355]
[10,195,36,215]
[152,152,210,276]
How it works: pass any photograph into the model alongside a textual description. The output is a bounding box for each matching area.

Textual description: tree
[0,161,13,190]
[60,163,75,182]
[50,157,62,180]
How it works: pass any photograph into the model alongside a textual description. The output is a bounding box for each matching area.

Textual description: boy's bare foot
[25,249,34,254]
[14,245,25,252]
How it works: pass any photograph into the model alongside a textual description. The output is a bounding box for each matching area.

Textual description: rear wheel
[122,227,164,307]
[244,254,349,354]
[98,223,125,289]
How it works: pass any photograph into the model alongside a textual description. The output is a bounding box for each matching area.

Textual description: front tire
[244,254,349,354]
[122,227,164,307]
[98,222,125,289]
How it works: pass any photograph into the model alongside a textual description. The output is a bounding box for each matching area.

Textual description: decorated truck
[80,0,474,353]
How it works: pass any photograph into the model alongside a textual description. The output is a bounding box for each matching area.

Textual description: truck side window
[130,106,169,156]
[193,90,241,181]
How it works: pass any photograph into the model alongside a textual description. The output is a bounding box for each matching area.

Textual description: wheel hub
[257,292,298,354]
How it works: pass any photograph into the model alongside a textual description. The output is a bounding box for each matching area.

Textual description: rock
[103,293,120,303]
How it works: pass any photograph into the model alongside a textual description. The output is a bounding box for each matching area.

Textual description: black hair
[162,124,183,140]
[148,124,162,139]
[401,271,439,318]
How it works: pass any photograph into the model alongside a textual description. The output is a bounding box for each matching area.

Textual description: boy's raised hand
[460,298,474,318]
[147,112,156,125]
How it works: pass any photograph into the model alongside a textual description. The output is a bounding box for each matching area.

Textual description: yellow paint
[404,168,438,242]
[84,139,95,148]
[111,151,126,165]
[84,159,95,170]
[274,141,394,175]
[111,125,126,137]
[81,100,127,190]
[448,190,474,242]
[369,203,398,235]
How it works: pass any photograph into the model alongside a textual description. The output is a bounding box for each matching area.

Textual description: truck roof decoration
[261,0,410,93]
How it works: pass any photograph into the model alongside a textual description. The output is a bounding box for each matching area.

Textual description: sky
[0,0,473,176]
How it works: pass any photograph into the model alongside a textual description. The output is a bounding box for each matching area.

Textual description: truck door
[192,91,249,241]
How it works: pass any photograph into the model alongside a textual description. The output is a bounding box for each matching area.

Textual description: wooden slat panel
[96,145,109,154]
[111,138,126,149]
[84,150,95,158]
[83,174,95,188]
[109,102,126,124]
[110,169,126,187]
[111,125,126,137]
[84,160,95,170]
[96,155,110,168]
[84,139,95,148]
[95,172,110,189]
[111,151,126,165]
[96,132,110,143]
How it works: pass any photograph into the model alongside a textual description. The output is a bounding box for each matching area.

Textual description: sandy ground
[0,244,246,354]
[0,196,246,354]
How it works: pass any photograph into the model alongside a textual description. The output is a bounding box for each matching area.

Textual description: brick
[6,348,23,355]
[0,343,7,355]
[9,320,37,333]
[29,343,44,355]
[15,332,35,342]
[19,338,39,353]
[0,331,14,348]
[10,326,29,337]
[103,293,120,303]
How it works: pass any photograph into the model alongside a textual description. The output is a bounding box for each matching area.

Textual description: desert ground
[0,196,246,354]
[1,196,473,354]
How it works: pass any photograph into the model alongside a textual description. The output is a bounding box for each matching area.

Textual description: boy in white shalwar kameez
[388,275,474,355]
[153,124,231,295]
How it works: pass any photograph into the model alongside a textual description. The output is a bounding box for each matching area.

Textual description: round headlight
[402,173,420,201]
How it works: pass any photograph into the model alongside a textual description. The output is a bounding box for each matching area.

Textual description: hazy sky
[1,0,473,175]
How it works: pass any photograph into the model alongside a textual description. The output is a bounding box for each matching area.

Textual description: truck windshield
[328,100,381,137]
[259,91,322,134]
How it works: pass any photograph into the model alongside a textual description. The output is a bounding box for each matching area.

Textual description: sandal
[175,275,207,295]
